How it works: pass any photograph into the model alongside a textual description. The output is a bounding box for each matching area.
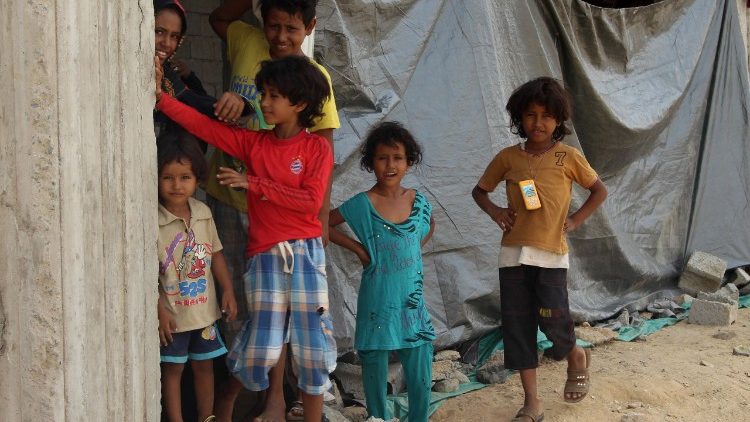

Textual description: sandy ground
[430,308,750,422]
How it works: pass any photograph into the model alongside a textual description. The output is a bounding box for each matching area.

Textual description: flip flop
[564,347,591,403]
[286,400,304,421]
[511,405,545,421]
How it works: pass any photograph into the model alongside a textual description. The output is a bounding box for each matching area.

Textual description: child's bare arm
[421,216,436,247]
[313,128,335,246]
[564,178,607,232]
[328,209,370,267]
[209,0,254,41]
[157,291,176,346]
[472,185,516,232]
[211,251,238,321]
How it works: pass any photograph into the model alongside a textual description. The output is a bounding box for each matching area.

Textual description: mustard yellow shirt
[205,21,341,211]
[477,143,598,254]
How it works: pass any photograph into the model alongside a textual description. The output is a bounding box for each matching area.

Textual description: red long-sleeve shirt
[157,94,333,256]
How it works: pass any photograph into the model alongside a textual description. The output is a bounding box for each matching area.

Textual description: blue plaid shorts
[226,238,337,395]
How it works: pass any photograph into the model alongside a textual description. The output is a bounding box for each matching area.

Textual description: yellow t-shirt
[477,143,598,254]
[158,198,223,332]
[205,21,341,211]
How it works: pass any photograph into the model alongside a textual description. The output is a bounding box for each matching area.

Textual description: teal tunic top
[339,191,436,351]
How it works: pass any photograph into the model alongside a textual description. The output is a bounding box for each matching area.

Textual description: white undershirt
[498,245,569,269]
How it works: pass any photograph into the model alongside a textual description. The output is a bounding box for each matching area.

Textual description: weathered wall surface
[0,1,160,421]
[180,0,226,97]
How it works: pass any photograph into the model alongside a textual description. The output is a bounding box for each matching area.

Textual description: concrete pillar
[0,1,160,421]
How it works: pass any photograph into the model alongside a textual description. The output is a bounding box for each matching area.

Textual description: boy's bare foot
[564,346,591,402]
[252,394,286,422]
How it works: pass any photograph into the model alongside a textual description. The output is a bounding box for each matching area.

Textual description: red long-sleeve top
[157,94,333,256]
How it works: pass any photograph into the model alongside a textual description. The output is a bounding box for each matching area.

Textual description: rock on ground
[341,406,368,422]
[433,378,460,393]
[575,326,618,345]
[433,350,461,362]
[678,251,726,295]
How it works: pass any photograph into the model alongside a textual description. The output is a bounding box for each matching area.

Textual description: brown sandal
[564,348,591,403]
[511,405,545,422]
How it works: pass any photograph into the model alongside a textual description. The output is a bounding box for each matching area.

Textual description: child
[472,77,607,422]
[156,129,239,422]
[329,122,436,422]
[154,0,248,130]
[155,55,337,422]
[208,1,340,419]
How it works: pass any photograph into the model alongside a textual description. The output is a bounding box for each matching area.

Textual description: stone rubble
[689,284,739,326]
[678,251,726,295]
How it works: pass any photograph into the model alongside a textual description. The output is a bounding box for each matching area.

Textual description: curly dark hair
[359,121,423,172]
[505,77,572,142]
[156,127,208,183]
[261,0,318,27]
[255,56,330,128]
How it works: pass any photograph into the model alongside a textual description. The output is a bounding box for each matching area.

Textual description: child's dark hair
[255,56,330,128]
[157,127,208,182]
[506,77,572,142]
[359,121,423,172]
[154,0,188,34]
[261,0,318,27]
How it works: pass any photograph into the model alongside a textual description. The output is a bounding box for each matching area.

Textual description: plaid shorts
[499,265,575,370]
[226,238,337,395]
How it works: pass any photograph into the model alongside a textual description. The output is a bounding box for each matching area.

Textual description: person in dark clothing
[154,0,248,142]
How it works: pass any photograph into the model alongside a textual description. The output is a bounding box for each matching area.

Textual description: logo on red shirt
[290,156,303,174]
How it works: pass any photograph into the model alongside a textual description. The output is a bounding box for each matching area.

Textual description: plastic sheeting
[316,0,750,351]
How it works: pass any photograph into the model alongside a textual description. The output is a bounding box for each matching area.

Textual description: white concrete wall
[0,1,160,421]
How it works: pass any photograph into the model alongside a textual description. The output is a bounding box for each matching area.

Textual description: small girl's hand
[217,167,248,190]
[157,300,176,346]
[154,55,164,101]
[490,206,516,232]
[221,291,238,322]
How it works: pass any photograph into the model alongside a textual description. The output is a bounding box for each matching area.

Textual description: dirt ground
[431,308,750,422]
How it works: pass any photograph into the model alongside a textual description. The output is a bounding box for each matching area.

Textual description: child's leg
[397,343,434,422]
[533,267,589,401]
[300,390,323,422]
[499,266,543,416]
[162,362,185,422]
[191,359,215,421]
[214,376,242,422]
[255,343,288,422]
[224,252,289,395]
[358,349,390,419]
[287,238,336,422]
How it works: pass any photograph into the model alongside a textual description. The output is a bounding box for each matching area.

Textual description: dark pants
[499,265,575,370]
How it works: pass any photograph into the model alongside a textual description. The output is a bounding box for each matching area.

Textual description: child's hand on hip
[357,249,371,268]
[217,167,248,190]
[563,216,580,233]
[490,206,516,232]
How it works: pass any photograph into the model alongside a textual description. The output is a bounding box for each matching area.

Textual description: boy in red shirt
[155,55,336,422]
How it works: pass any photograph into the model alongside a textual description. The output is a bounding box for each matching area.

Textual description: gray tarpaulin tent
[315,0,750,351]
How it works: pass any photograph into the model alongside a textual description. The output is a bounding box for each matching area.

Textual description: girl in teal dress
[329,121,436,422]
